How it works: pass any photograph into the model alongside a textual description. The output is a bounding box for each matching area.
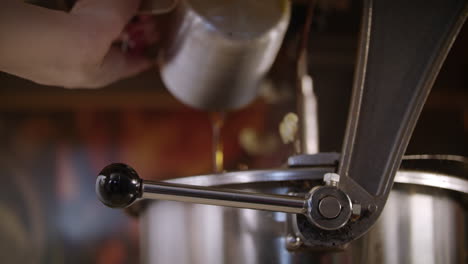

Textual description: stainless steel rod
[142,181,307,214]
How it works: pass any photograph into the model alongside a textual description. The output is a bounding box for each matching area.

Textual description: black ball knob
[96,163,142,208]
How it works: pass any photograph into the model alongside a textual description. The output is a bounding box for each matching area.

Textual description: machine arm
[327,0,468,244]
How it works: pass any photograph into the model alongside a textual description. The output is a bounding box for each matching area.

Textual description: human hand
[0,0,156,88]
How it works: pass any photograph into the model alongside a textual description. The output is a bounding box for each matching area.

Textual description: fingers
[79,46,153,89]
[72,0,142,39]
[65,0,158,88]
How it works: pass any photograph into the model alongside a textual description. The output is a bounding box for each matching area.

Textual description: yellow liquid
[211,112,225,173]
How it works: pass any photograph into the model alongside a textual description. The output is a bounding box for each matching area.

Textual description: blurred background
[0,0,466,263]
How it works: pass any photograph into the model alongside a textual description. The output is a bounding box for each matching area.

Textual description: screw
[318,196,342,219]
[323,173,340,187]
[286,234,303,250]
[367,204,378,213]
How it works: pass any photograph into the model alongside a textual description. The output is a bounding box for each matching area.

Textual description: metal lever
[96,163,305,213]
[96,163,353,231]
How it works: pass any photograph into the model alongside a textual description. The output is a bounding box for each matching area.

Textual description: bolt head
[323,173,340,187]
[318,196,342,219]
[367,204,378,213]
[286,234,302,250]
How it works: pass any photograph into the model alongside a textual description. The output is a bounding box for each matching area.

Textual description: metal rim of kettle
[122,155,467,218]
[164,155,468,195]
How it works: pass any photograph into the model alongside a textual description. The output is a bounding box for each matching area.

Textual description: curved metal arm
[340,0,467,198]
[330,0,468,243]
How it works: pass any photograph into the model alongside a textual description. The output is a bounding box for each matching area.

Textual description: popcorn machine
[96,0,468,263]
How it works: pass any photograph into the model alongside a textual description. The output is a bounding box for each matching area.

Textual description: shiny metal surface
[306,185,352,231]
[159,0,290,110]
[339,0,467,195]
[134,156,468,229]
[123,156,466,240]
[141,168,467,264]
[318,196,341,219]
[137,0,468,248]
[298,74,319,154]
[334,0,468,246]
[361,185,465,264]
[296,1,319,154]
[287,152,340,168]
[142,181,306,214]
[161,167,468,195]
[395,171,468,194]
[165,167,331,186]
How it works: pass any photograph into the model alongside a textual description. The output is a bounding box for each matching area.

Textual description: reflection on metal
[306,185,352,231]
[159,0,291,110]
[333,0,468,245]
[166,167,332,186]
[365,185,462,264]
[142,166,467,263]
[323,172,340,187]
[296,0,319,154]
[318,196,342,219]
[92,153,468,251]
[395,171,468,194]
[403,154,468,163]
[163,155,468,195]
[96,162,357,233]
[287,152,340,168]
[141,181,307,214]
[97,155,468,225]
[94,0,468,256]
[298,75,319,154]
[339,0,468,196]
